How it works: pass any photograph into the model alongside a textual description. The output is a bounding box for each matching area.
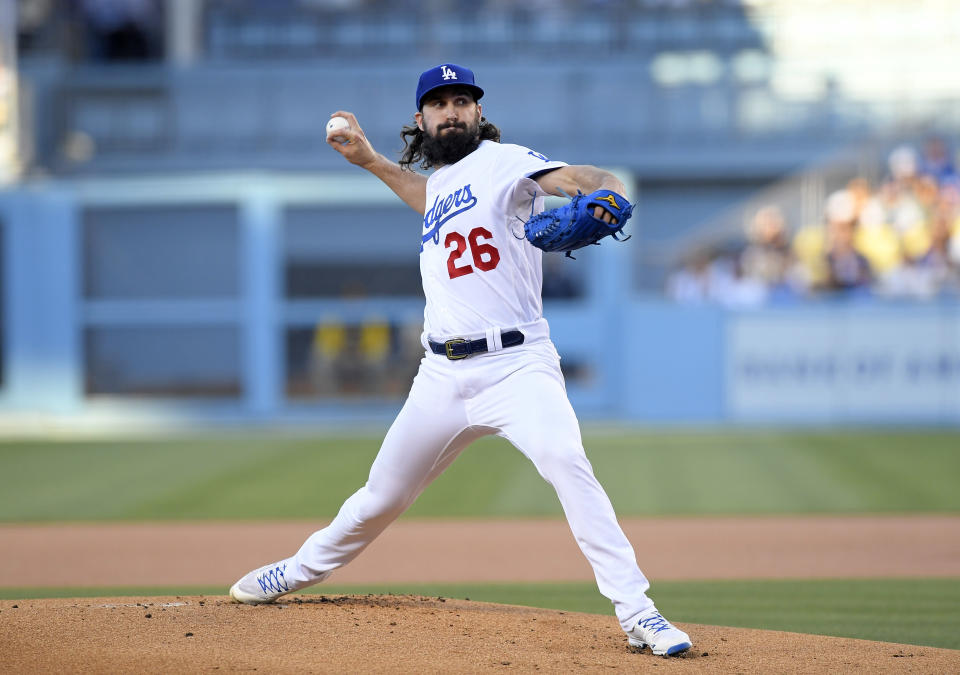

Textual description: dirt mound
[1,595,956,674]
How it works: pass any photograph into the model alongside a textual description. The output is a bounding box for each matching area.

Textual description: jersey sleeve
[493,143,568,212]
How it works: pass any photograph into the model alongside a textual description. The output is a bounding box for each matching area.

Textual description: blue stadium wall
[1,175,957,427]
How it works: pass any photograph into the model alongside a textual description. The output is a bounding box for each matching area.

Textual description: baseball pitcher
[230,63,692,657]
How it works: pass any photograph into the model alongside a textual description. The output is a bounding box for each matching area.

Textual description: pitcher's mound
[1,595,956,673]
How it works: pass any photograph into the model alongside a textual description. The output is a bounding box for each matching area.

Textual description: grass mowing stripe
[2,430,959,520]
[653,578,960,651]
[3,578,957,650]
[0,586,227,600]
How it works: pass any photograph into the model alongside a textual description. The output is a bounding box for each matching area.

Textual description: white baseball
[326,116,351,144]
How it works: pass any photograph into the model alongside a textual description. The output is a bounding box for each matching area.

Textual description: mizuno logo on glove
[595,194,620,209]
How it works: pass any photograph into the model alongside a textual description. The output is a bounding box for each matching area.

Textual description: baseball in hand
[326,116,351,144]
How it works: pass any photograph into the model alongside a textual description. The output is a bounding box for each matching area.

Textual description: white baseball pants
[282,340,654,632]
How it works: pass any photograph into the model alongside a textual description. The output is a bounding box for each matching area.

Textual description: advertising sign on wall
[727,310,960,422]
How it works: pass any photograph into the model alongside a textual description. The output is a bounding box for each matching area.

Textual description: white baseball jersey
[419,140,566,340]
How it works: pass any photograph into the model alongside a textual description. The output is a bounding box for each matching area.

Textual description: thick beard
[421,119,481,167]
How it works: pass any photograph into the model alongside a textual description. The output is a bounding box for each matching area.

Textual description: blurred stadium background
[0,0,958,428]
[2,2,960,655]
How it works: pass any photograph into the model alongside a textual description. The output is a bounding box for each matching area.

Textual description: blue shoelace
[638,612,672,634]
[256,564,290,594]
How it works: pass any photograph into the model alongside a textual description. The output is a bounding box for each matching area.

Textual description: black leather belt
[429,330,525,360]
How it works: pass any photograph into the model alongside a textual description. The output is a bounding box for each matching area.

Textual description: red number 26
[445,227,501,279]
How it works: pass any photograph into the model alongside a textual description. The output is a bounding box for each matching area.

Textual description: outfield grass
[1,430,959,521]
[2,578,957,650]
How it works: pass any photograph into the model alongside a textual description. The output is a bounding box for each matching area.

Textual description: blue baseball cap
[415,63,484,110]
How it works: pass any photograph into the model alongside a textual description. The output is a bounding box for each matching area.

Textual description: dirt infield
[2,595,958,674]
[1,515,958,672]
[2,515,959,587]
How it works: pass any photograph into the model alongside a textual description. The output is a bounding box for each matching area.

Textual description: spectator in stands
[667,244,766,307]
[899,195,960,297]
[850,177,903,282]
[666,247,712,304]
[791,190,874,296]
[738,204,800,301]
[882,144,927,235]
[709,252,768,307]
[821,189,873,294]
[920,136,957,186]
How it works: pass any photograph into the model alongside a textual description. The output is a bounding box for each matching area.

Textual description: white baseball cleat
[229,561,294,605]
[626,607,693,656]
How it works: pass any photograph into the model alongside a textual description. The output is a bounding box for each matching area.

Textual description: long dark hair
[399,117,501,171]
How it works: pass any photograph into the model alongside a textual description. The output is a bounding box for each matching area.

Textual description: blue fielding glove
[524,189,633,257]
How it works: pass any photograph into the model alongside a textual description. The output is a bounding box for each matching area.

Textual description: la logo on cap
[416,63,483,109]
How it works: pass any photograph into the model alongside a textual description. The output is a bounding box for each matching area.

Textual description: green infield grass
[1,429,958,520]
[2,578,957,650]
